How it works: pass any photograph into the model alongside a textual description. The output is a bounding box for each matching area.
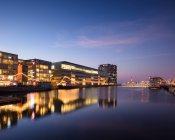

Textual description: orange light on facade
[17,64,22,83]
[82,79,86,86]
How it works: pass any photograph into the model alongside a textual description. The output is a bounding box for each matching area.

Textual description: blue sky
[0,0,175,82]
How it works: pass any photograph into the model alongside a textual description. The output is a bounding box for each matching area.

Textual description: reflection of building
[98,99,117,109]
[98,64,117,85]
[0,87,118,130]
[98,87,117,109]
[54,89,98,114]
[52,61,99,86]
[58,89,79,104]
[0,89,99,129]
[25,59,52,86]
[149,77,165,89]
[0,51,18,86]
[0,110,18,130]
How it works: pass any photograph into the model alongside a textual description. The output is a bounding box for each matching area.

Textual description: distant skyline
[0,0,175,82]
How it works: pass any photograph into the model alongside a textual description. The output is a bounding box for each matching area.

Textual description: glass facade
[0,51,18,86]
[0,51,117,87]
[98,64,117,85]
[52,61,99,86]
[25,59,52,85]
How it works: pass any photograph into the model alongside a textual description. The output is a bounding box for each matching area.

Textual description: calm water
[0,87,175,140]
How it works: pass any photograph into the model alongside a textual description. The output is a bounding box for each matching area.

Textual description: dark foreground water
[0,87,175,140]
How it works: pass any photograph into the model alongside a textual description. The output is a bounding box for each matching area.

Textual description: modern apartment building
[98,64,117,85]
[52,61,99,86]
[0,51,118,87]
[25,59,52,86]
[0,51,18,86]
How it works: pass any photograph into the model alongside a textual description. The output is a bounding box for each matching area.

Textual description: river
[0,87,175,140]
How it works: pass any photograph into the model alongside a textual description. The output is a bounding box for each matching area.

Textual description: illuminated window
[51,65,55,69]
[40,65,48,70]
[61,64,98,74]
[2,59,13,64]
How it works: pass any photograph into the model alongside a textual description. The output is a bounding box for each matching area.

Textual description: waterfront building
[122,80,149,87]
[52,61,99,86]
[149,77,165,89]
[25,59,52,86]
[98,64,117,85]
[0,51,18,86]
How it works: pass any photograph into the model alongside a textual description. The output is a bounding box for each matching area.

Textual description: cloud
[77,36,139,48]
[51,16,175,49]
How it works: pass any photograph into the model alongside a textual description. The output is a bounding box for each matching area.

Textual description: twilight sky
[0,0,175,83]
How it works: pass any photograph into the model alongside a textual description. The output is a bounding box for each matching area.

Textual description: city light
[61,64,98,74]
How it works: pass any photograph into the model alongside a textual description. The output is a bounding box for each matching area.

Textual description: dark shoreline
[0,96,22,105]
[161,85,175,95]
[57,85,116,89]
[0,85,117,95]
[0,86,51,94]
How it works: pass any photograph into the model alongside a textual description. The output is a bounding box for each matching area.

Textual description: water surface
[0,87,175,140]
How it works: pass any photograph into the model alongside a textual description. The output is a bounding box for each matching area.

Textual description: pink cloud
[52,17,175,49]
[78,36,139,48]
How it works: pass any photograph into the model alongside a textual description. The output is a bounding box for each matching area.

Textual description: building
[98,64,117,85]
[52,61,99,86]
[25,59,52,86]
[149,77,165,89]
[122,80,149,87]
[0,51,18,86]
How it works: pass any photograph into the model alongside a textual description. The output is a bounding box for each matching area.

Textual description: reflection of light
[7,117,11,128]
[51,105,55,113]
[40,107,47,116]
[30,94,35,109]
[58,89,79,104]
[61,99,98,113]
[3,116,7,123]
[18,113,22,120]
[84,99,97,105]
[40,108,43,116]
[31,111,35,120]
[36,105,39,113]
[61,104,76,113]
